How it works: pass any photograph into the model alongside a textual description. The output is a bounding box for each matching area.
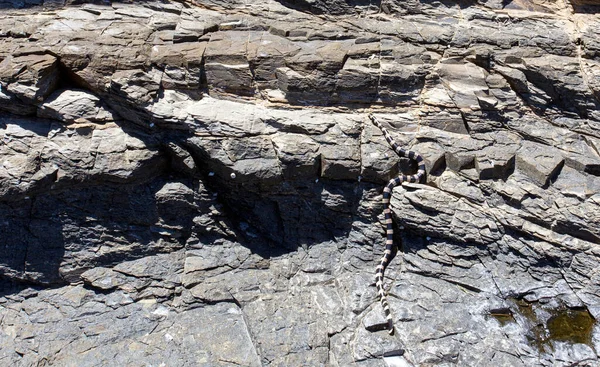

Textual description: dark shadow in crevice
[571,2,600,14]
[0,109,189,291]
[0,197,67,292]
[0,0,161,10]
[0,279,49,300]
[0,165,195,287]
[185,143,370,257]
[273,0,381,15]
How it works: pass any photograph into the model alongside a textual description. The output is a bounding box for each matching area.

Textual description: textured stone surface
[38,89,119,124]
[1,1,600,366]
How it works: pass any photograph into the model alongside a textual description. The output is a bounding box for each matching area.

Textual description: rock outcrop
[1,0,600,366]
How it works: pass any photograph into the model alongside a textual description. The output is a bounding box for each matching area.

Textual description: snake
[369,113,426,335]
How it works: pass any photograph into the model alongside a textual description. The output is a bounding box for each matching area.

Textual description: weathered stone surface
[1,1,600,366]
[516,141,565,187]
[0,53,59,115]
[272,133,320,179]
[38,89,119,124]
[0,116,165,202]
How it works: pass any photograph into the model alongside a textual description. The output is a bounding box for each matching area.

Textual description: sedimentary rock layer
[1,0,600,365]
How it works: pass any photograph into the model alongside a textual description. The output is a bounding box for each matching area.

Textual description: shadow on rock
[0,176,201,288]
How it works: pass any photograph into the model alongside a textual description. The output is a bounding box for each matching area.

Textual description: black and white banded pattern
[369,114,426,335]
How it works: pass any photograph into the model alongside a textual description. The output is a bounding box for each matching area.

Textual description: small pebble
[208,172,215,177]
[426,236,431,241]
[149,123,155,128]
[230,173,236,179]
[358,175,362,182]
[315,178,319,183]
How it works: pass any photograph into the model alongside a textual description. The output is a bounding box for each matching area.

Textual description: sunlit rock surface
[1,0,600,365]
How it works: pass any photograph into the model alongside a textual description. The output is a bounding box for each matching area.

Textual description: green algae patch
[546,308,595,345]
[489,308,514,326]
[514,299,548,352]
[491,299,596,352]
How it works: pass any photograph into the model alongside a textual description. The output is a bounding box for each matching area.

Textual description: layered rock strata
[1,0,600,366]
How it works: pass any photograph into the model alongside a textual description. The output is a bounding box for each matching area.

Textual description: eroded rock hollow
[1,0,600,365]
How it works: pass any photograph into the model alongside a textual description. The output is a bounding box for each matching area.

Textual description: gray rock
[38,89,119,124]
[473,133,520,180]
[204,31,255,97]
[0,53,59,115]
[516,141,565,187]
[437,60,490,112]
[81,267,127,291]
[1,1,600,366]
[272,133,320,180]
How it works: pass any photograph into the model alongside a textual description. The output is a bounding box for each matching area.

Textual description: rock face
[1,0,600,366]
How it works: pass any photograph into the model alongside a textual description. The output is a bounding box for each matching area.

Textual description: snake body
[369,114,426,335]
